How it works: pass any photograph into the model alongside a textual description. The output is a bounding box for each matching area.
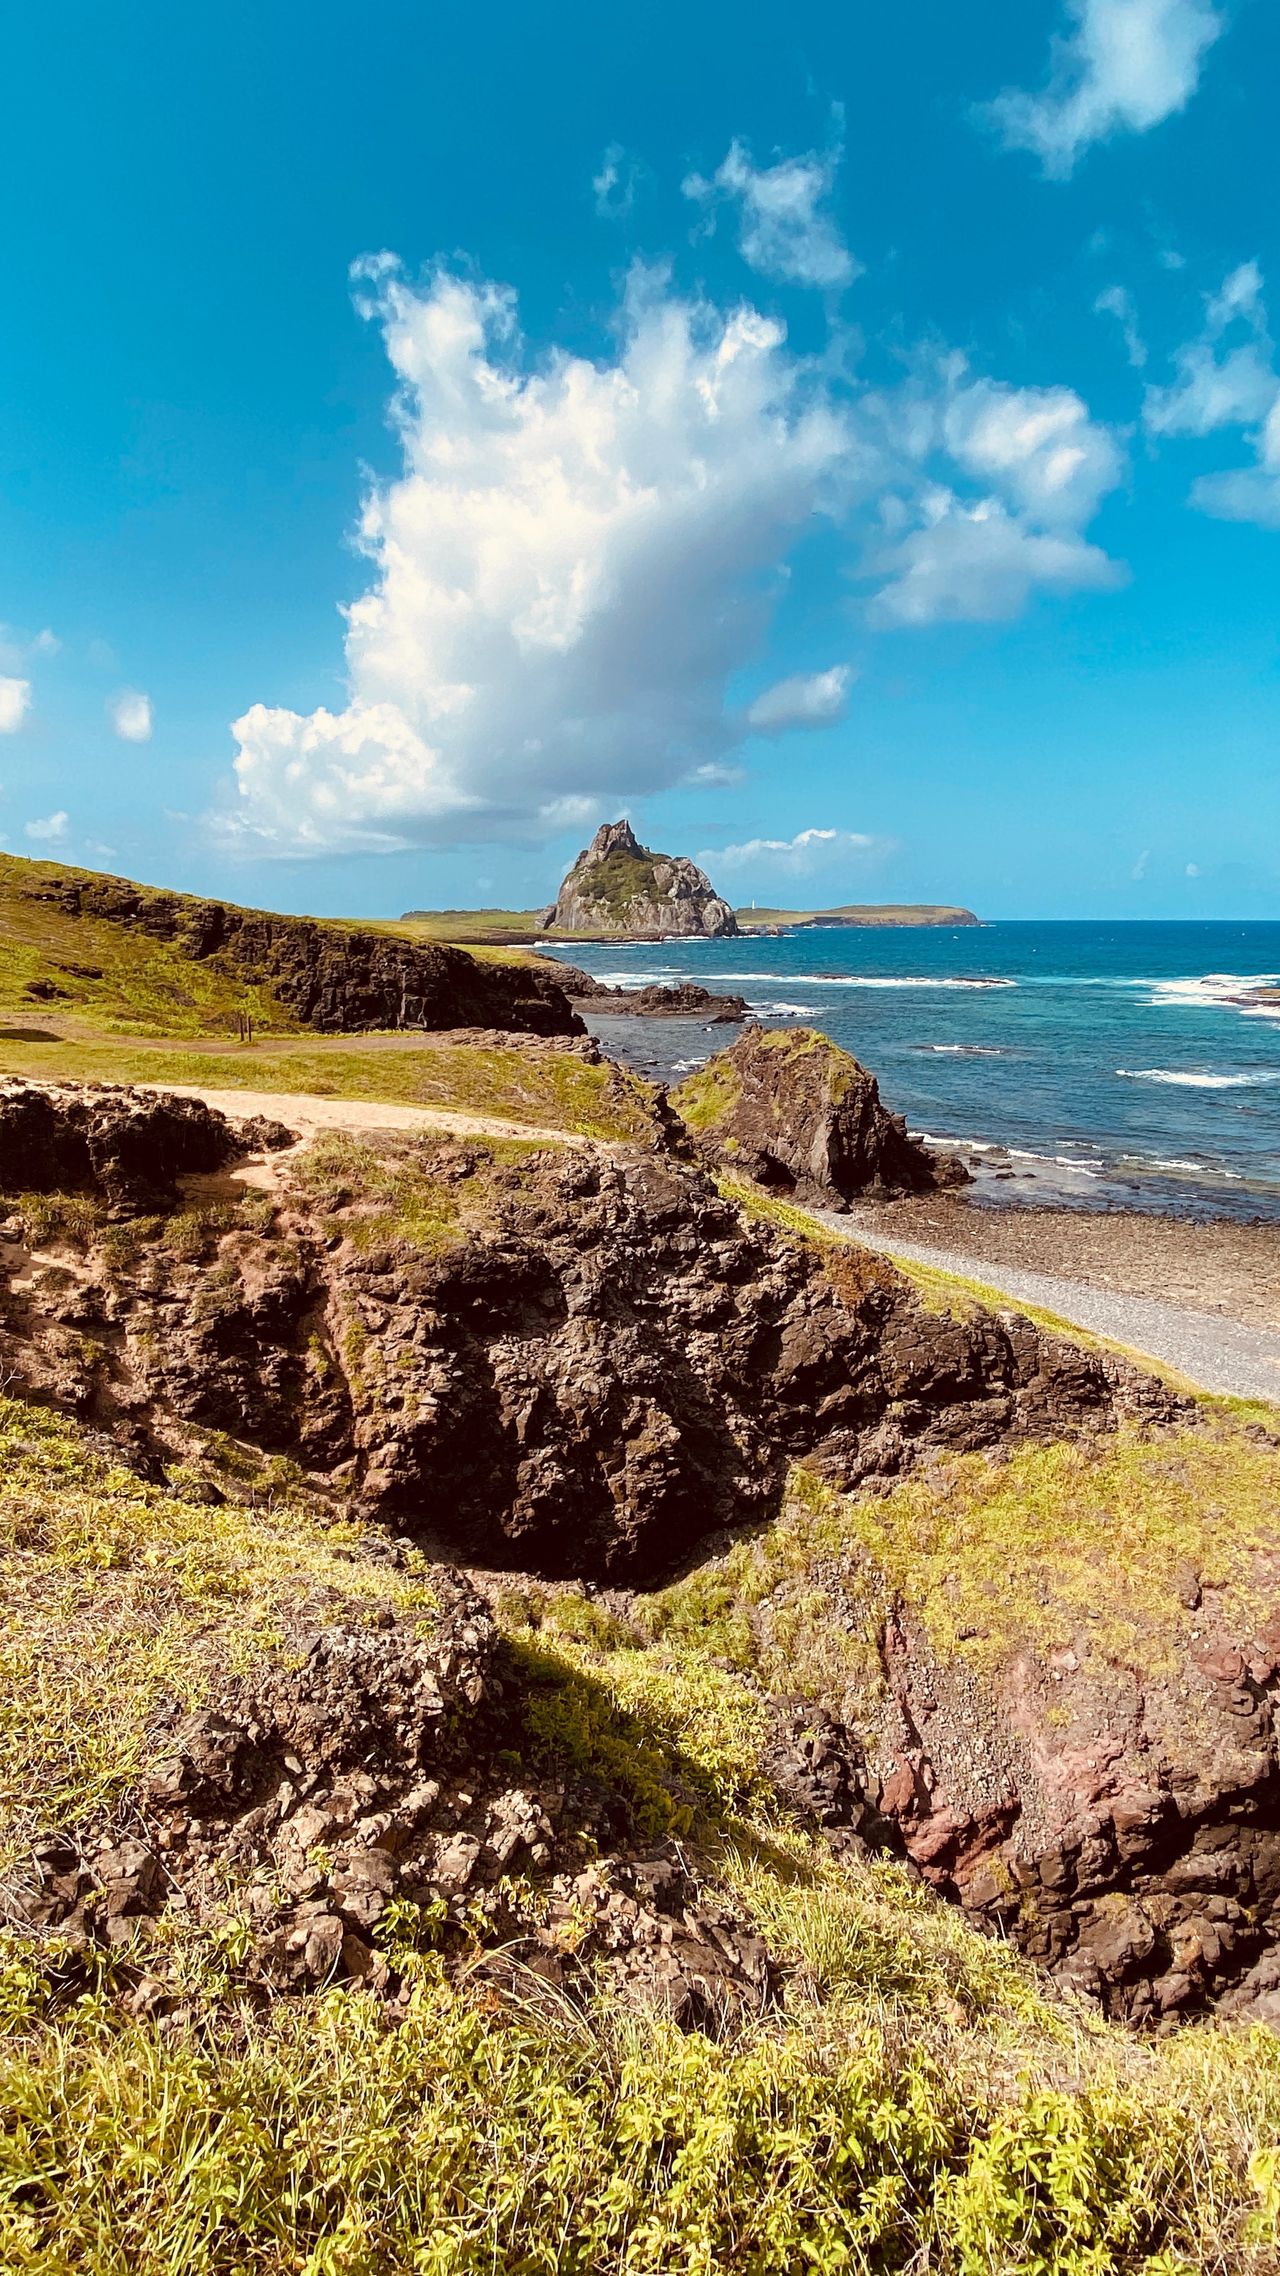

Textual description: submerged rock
[671,1026,968,1208]
[542,820,738,939]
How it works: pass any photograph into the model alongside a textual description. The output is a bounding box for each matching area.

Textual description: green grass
[2,1390,1280,2270]
[0,855,299,1039]
[0,1032,663,1141]
[0,1398,437,1870]
[625,1413,1280,1713]
[285,1129,556,1255]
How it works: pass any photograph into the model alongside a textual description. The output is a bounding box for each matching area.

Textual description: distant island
[402,820,979,941]
[737,903,979,931]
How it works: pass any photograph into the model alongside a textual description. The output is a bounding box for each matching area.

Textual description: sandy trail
[136,1082,590,1150]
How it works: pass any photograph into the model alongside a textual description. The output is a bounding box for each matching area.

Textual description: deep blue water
[545,922,1280,1220]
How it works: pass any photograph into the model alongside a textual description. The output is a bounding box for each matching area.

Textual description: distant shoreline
[399,903,981,945]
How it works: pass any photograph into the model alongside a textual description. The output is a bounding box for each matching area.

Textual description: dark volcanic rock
[22,869,581,1037]
[19,1580,779,2023]
[551,965,748,1023]
[0,1091,1177,1583]
[672,1026,968,1208]
[0,1081,292,1212]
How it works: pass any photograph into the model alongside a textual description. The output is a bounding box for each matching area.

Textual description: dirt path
[137,1082,590,1150]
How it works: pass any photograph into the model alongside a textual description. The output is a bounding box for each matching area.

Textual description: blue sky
[2,0,1279,920]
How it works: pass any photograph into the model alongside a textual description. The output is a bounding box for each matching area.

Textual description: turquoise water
[546,922,1280,1219]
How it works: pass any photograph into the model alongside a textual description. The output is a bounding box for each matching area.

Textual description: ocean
[543,921,1280,1221]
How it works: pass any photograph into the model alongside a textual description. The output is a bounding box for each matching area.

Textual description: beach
[846,1191,1280,1331]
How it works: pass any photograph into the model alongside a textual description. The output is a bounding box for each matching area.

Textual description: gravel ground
[831,1220,1280,1402]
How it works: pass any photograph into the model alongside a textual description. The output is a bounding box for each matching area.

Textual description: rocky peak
[542,820,738,938]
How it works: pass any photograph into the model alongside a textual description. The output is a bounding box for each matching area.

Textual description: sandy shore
[847,1192,1280,1334]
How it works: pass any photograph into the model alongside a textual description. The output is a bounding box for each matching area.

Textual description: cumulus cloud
[25,810,68,842]
[746,665,853,734]
[870,496,1122,625]
[1145,261,1280,525]
[223,242,1124,853]
[682,139,856,290]
[869,372,1126,624]
[0,677,31,734]
[987,0,1223,177]
[702,825,875,875]
[228,259,858,853]
[108,688,154,742]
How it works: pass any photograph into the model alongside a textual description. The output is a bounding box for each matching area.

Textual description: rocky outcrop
[775,1593,1280,2029]
[672,1027,968,1208]
[542,821,738,938]
[21,866,581,1036]
[17,1580,777,2025]
[0,1081,293,1213]
[550,963,747,1022]
[0,1086,1175,1584]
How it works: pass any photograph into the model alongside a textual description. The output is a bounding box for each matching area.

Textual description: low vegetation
[0,1032,661,1141]
[0,855,299,1039]
[2,1390,1280,2270]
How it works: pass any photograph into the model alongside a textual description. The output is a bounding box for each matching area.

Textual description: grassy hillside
[1,1388,1278,2270]
[0,853,652,1135]
[0,853,304,1037]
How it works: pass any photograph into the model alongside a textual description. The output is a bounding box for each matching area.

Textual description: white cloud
[689,760,746,787]
[25,810,68,842]
[1144,261,1280,526]
[746,665,853,734]
[228,259,858,853]
[0,677,31,734]
[1185,861,1200,876]
[987,0,1223,178]
[1146,341,1277,437]
[703,825,876,875]
[942,377,1123,526]
[223,246,1124,853]
[868,372,1126,625]
[108,687,154,742]
[1192,400,1280,528]
[683,139,856,290]
[869,496,1123,625]
[593,144,637,219]
[1094,283,1147,369]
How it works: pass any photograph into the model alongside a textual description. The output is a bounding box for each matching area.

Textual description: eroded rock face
[0,1082,292,1213]
[672,1027,968,1208]
[23,868,581,1036]
[0,1090,1173,1583]
[865,1607,1280,2027]
[19,1582,778,2026]
[542,821,738,939]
